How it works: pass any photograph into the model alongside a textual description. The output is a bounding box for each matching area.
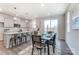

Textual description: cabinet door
[0,27,4,40]
[0,16,4,22]
[20,21,26,27]
[4,19,13,27]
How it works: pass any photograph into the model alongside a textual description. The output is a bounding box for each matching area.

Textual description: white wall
[65,4,79,54]
[57,15,65,40]
[36,18,44,34]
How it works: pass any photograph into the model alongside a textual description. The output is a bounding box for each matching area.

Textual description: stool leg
[9,38,13,48]
[14,39,16,46]
[12,39,13,48]
[25,36,27,43]
[17,38,20,45]
[15,37,18,46]
[22,37,25,43]
[9,39,11,48]
[40,49,42,55]
[19,37,22,45]
[32,48,34,55]
[44,47,46,54]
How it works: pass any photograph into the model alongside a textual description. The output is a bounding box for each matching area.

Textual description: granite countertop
[4,31,31,35]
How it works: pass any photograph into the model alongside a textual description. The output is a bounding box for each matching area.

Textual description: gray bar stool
[21,33,27,43]
[9,35,16,48]
[16,33,22,45]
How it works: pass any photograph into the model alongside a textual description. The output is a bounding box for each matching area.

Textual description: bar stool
[21,33,27,43]
[16,33,22,45]
[24,33,27,43]
[21,33,24,43]
[9,35,16,48]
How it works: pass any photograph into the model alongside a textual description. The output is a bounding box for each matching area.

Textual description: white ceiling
[0,3,69,19]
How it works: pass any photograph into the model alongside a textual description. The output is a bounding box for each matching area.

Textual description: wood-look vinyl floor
[0,39,73,55]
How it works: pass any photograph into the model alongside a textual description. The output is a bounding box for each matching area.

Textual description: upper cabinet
[0,16,4,22]
[14,18,20,24]
[0,14,27,28]
[20,20,26,27]
[0,14,14,28]
[4,19,14,27]
[14,18,26,27]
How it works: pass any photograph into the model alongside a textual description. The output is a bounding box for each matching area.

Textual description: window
[44,19,57,31]
[44,20,50,31]
[51,20,57,28]
[32,20,36,29]
[67,12,70,32]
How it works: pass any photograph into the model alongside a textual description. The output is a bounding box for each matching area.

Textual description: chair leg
[53,44,55,53]
[44,46,46,53]
[9,39,11,48]
[32,48,34,55]
[40,49,42,55]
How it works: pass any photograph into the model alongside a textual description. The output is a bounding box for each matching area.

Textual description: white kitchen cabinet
[0,23,4,40]
[14,19,20,24]
[20,20,26,27]
[4,19,14,27]
[0,16,4,22]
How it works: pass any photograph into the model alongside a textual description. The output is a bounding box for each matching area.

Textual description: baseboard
[59,39,65,41]
[66,40,76,55]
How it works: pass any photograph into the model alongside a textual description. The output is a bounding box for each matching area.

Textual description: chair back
[32,35,42,47]
[48,31,52,34]
[52,33,56,43]
[34,31,38,35]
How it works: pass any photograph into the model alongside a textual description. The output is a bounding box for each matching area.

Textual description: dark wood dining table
[41,33,55,55]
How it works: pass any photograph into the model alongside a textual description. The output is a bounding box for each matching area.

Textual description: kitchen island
[4,31,32,48]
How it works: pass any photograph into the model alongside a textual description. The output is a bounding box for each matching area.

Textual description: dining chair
[49,33,56,53]
[34,31,38,35]
[32,35,45,55]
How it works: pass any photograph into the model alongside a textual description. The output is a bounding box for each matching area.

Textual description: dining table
[41,32,55,55]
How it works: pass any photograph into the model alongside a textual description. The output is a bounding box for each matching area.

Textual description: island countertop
[4,31,32,35]
[3,31,32,48]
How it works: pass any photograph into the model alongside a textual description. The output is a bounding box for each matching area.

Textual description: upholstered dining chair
[49,33,56,53]
[32,35,45,55]
[34,31,38,35]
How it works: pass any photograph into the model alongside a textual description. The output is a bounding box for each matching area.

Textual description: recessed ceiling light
[41,3,45,7]
[35,16,37,18]
[48,13,50,16]
[0,8,2,11]
[13,17,17,20]
[25,20,28,23]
